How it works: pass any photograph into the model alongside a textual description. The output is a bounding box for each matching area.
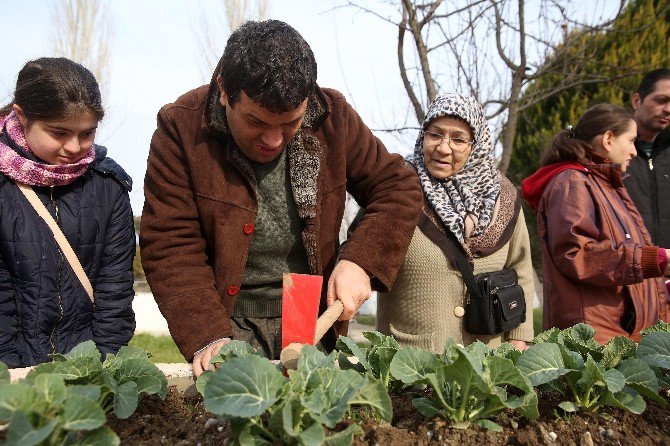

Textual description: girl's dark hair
[0,57,104,121]
[540,103,633,167]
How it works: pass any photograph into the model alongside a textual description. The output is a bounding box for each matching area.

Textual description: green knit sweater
[233,150,310,317]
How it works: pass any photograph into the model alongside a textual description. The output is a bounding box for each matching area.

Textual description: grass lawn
[129,334,184,363]
[354,313,376,327]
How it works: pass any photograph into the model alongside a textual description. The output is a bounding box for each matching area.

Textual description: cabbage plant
[336,331,404,393]
[0,340,167,445]
[202,345,392,446]
[515,324,662,414]
[0,373,118,446]
[638,325,670,388]
[390,340,538,431]
[26,341,168,418]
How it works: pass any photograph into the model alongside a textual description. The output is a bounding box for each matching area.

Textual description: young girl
[522,104,669,343]
[0,57,135,367]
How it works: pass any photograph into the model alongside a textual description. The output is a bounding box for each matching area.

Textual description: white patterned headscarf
[411,93,500,243]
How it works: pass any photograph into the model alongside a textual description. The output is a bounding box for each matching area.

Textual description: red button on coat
[243,223,254,235]
[227,285,239,296]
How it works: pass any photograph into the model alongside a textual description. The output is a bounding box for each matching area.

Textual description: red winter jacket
[522,160,668,343]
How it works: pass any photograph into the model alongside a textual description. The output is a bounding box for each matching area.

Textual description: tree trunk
[498,67,524,173]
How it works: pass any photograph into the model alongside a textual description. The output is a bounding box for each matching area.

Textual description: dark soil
[108,387,232,446]
[350,391,670,446]
[107,387,670,445]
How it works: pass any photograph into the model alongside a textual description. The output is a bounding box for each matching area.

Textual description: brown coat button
[227,285,239,296]
[454,306,465,318]
[243,223,254,235]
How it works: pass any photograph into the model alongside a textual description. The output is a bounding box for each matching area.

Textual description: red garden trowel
[280,273,344,370]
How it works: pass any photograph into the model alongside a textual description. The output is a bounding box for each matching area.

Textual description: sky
[1,1,621,214]
[1,0,408,214]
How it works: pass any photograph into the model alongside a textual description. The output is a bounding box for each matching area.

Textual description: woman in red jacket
[522,104,669,343]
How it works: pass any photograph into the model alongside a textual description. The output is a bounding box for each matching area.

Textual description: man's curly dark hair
[219,20,317,114]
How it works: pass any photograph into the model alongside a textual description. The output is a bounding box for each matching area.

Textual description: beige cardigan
[377,207,535,352]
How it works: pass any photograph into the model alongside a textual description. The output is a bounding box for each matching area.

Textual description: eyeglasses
[421,130,474,151]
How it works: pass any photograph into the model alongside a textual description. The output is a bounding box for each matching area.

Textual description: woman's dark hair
[540,103,633,167]
[218,20,317,114]
[0,57,104,121]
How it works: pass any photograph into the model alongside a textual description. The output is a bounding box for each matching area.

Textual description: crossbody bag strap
[16,183,94,303]
[443,229,483,301]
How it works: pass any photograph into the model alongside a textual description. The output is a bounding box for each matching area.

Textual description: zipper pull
[649,159,654,170]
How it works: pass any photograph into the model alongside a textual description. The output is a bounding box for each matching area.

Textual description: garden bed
[108,385,670,445]
[6,325,670,446]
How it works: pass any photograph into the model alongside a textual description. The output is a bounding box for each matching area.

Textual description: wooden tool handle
[313,300,344,344]
[280,300,345,370]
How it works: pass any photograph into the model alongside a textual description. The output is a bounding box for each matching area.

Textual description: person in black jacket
[625,69,670,248]
[0,57,136,367]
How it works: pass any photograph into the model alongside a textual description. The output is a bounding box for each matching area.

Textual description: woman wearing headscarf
[376,93,535,352]
[522,104,669,343]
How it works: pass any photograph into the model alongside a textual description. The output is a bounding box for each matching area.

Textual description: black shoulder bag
[445,232,526,335]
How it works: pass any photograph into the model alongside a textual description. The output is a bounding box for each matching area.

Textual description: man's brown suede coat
[535,162,666,343]
[140,81,422,360]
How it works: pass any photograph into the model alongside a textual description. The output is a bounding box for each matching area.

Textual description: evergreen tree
[507,0,670,273]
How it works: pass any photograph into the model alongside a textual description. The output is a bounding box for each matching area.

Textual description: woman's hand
[665,249,670,276]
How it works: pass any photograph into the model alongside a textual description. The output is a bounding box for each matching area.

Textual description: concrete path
[133,292,170,335]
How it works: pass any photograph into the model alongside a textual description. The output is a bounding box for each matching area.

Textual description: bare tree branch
[193,0,269,81]
[491,0,518,71]
[342,0,626,173]
[402,0,437,104]
[50,0,114,99]
[371,125,421,133]
[397,4,425,122]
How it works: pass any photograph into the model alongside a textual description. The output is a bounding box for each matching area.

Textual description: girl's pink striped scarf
[0,111,94,186]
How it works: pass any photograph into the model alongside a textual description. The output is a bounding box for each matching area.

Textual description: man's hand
[192,339,231,377]
[508,339,527,351]
[327,260,372,321]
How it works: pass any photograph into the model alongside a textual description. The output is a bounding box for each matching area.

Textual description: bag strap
[442,229,483,301]
[16,183,94,303]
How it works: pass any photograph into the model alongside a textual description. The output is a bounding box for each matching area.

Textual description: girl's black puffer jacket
[0,145,136,367]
